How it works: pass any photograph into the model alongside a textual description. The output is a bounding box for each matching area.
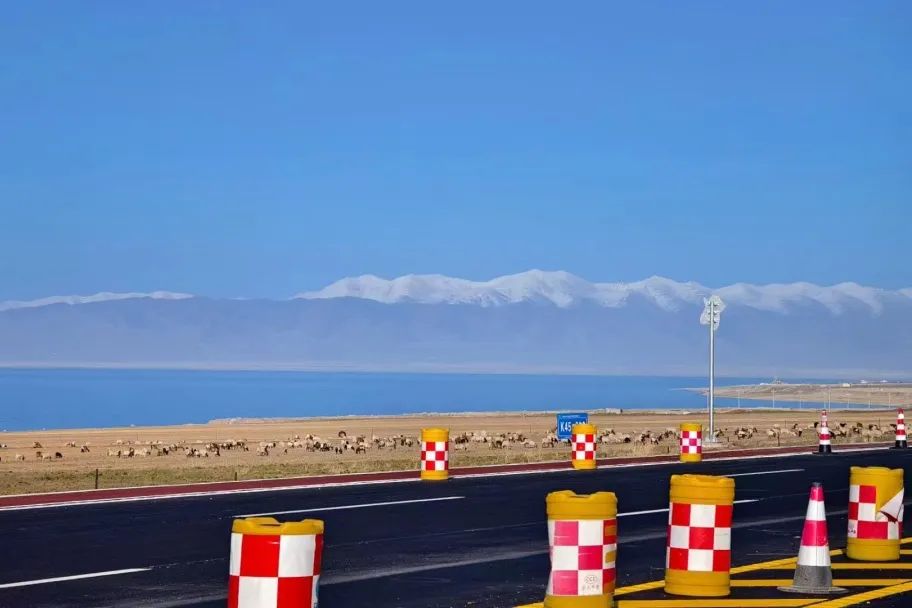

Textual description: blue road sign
[556,412,589,440]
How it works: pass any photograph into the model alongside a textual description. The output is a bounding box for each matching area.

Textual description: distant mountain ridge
[296,270,911,314]
[3,271,909,315]
[0,291,193,313]
[1,271,909,377]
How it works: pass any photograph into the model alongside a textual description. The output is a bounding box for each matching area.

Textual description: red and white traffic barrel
[544,490,617,607]
[665,474,734,597]
[571,423,597,470]
[229,517,323,608]
[679,423,702,463]
[420,427,449,481]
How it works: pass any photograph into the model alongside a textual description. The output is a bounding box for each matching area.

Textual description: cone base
[892,441,907,449]
[814,447,832,455]
[778,585,846,595]
[678,454,703,463]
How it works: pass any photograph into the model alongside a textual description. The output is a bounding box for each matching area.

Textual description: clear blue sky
[1,1,909,299]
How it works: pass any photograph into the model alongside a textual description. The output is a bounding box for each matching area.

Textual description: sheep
[54,452,63,459]
[33,441,43,449]
[80,445,91,453]
[65,441,77,448]
[256,446,270,456]
[15,454,25,461]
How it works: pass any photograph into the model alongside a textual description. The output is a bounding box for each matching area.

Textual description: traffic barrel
[571,423,597,471]
[665,474,734,597]
[778,483,845,595]
[816,410,832,454]
[846,466,904,561]
[544,490,617,608]
[893,409,907,449]
[679,423,702,463]
[420,428,449,481]
[228,517,323,608]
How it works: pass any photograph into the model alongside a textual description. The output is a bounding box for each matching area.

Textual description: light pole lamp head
[700,295,725,330]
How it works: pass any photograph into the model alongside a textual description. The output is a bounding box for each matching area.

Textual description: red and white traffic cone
[779,483,845,595]
[893,409,907,449]
[816,410,832,455]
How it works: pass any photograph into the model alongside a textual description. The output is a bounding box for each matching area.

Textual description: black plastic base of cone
[814,447,833,454]
[778,585,846,595]
[892,441,908,449]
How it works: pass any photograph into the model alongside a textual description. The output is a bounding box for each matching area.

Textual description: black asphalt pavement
[1,449,910,608]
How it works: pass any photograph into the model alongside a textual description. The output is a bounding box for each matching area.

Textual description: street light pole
[701,296,725,443]
[709,310,715,437]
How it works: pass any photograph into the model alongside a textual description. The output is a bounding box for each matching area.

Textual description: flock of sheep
[0,419,899,464]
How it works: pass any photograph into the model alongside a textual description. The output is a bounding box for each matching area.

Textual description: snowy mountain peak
[0,291,194,313]
[297,271,909,314]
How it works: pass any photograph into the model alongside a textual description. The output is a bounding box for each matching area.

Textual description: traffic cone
[779,483,845,595]
[816,410,832,455]
[893,409,907,449]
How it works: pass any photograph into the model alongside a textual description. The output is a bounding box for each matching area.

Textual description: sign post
[556,412,589,441]
[699,295,725,444]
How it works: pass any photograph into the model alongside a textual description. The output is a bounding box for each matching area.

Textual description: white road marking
[726,468,804,477]
[0,446,888,512]
[236,495,466,518]
[0,568,150,589]
[618,498,760,518]
[14,498,912,599]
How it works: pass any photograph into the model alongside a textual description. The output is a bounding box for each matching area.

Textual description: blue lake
[0,369,837,431]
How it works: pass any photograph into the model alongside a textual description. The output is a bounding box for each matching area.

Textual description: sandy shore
[0,407,901,496]
[712,383,912,406]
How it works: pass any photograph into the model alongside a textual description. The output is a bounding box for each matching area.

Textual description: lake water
[0,369,835,431]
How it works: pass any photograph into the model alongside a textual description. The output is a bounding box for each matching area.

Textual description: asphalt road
[1,448,910,608]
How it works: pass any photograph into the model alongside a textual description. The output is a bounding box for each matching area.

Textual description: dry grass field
[0,408,901,496]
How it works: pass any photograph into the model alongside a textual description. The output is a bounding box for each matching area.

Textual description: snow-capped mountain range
[0,291,193,313]
[296,270,911,314]
[0,271,909,376]
[2,270,909,315]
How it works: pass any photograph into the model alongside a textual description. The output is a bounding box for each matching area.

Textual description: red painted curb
[0,442,891,508]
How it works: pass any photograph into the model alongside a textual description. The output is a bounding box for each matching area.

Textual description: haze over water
[0,368,845,431]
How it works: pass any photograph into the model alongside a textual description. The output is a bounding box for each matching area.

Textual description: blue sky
[1,1,909,299]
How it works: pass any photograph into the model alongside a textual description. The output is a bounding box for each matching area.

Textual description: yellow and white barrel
[571,423,598,471]
[544,490,617,608]
[420,427,449,481]
[679,423,703,463]
[846,466,904,561]
[665,474,735,597]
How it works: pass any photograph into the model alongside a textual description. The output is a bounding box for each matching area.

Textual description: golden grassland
[0,408,899,496]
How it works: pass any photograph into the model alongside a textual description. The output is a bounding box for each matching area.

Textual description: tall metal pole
[708,299,715,441]
[701,295,724,444]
